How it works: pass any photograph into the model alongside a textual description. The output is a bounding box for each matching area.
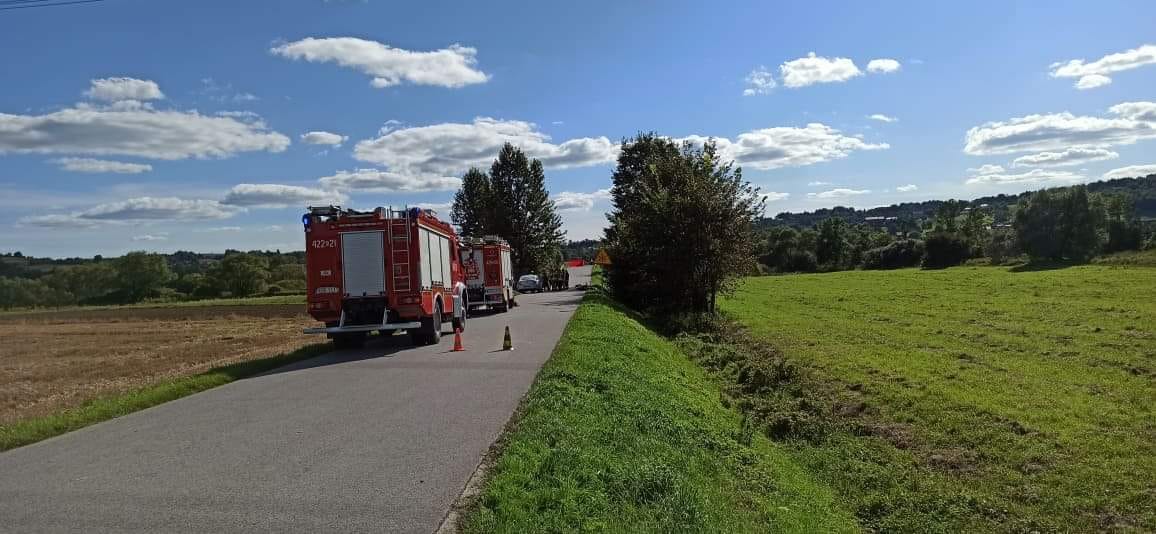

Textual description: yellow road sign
[593,248,611,265]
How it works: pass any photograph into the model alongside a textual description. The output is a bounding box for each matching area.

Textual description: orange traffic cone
[502,325,513,351]
[452,327,464,352]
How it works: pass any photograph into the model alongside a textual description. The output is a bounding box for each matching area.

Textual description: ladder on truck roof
[386,206,412,293]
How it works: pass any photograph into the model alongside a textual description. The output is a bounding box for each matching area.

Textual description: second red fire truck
[302,205,467,348]
[460,236,515,313]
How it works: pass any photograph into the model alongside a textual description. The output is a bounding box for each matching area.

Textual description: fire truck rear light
[315,286,339,295]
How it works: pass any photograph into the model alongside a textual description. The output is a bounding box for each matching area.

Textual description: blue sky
[2,0,1155,258]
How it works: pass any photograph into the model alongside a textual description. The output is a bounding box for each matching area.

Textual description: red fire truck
[302,205,467,348]
[460,236,515,313]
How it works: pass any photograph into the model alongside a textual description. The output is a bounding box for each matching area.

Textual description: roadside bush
[862,239,924,270]
[921,233,970,269]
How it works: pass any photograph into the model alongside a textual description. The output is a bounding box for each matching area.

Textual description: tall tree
[815,217,850,268]
[450,143,566,276]
[450,167,494,237]
[605,133,763,317]
[1014,185,1104,262]
[212,253,270,297]
[523,159,565,272]
[113,252,172,303]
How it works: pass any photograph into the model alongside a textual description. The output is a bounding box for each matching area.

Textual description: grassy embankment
[0,342,329,451]
[719,264,1155,532]
[463,276,859,533]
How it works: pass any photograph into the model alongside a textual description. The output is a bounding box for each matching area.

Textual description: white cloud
[53,157,152,174]
[761,191,790,202]
[866,58,901,74]
[896,184,918,192]
[1109,101,1156,122]
[80,197,240,221]
[1050,44,1156,89]
[967,164,1006,175]
[132,233,168,242]
[16,214,101,229]
[807,181,831,187]
[965,168,1085,185]
[300,130,348,147]
[1075,74,1112,90]
[412,201,452,213]
[271,37,489,89]
[742,66,776,96]
[215,110,262,121]
[680,123,888,170]
[221,184,347,208]
[1102,164,1156,180]
[1011,146,1118,168]
[807,188,870,199]
[199,226,242,232]
[867,113,898,123]
[779,53,861,88]
[318,168,461,192]
[0,103,290,160]
[20,197,241,228]
[348,117,617,190]
[963,103,1156,155]
[553,189,611,212]
[199,78,259,103]
[84,77,164,102]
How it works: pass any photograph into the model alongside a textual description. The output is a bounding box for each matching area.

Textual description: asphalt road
[0,266,592,533]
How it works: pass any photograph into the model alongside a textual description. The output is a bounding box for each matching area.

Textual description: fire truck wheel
[414,302,442,345]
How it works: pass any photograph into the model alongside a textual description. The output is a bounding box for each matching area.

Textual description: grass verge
[462,287,858,533]
[0,342,330,451]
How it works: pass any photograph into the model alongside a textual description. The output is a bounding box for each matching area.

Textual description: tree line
[758,184,1154,274]
[765,174,1156,229]
[450,142,565,276]
[0,250,305,309]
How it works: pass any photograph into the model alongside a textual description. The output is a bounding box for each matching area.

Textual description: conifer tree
[450,167,493,237]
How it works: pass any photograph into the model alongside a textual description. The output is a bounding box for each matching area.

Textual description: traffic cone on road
[502,326,513,351]
[452,328,464,352]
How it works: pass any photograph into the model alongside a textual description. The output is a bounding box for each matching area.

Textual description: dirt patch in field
[0,305,318,425]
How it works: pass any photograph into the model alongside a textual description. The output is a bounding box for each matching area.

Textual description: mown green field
[464,287,859,533]
[721,265,1156,532]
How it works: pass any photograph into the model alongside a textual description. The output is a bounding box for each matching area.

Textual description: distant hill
[762,174,1156,230]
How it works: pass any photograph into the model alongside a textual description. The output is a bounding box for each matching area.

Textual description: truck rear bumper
[303,321,421,335]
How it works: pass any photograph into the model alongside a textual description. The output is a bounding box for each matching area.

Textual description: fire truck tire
[413,303,443,345]
[333,332,366,349]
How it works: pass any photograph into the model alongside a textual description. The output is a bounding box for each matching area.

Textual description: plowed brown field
[0,304,317,424]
